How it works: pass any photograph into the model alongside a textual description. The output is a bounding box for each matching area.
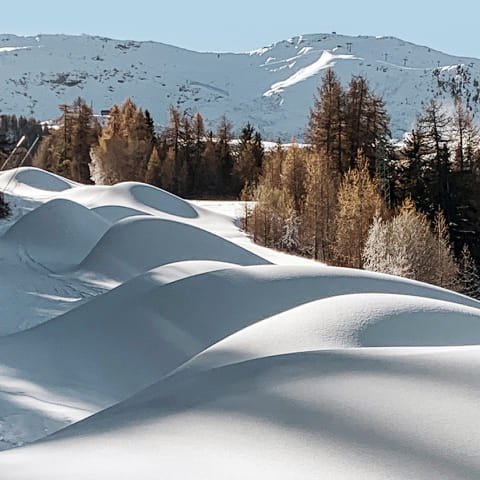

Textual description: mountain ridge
[1,32,480,139]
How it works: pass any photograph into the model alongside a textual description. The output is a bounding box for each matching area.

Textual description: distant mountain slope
[1,33,480,139]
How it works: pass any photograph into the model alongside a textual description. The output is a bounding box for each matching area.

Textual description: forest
[1,69,480,296]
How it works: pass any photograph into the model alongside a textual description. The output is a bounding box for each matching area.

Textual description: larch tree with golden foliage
[90,99,154,184]
[334,155,385,268]
[302,149,339,261]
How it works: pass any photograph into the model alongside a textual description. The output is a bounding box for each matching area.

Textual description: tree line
[33,98,264,199]
[246,70,480,298]
[3,70,480,298]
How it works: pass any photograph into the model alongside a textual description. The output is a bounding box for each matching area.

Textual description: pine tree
[190,112,206,196]
[216,116,234,196]
[233,122,264,194]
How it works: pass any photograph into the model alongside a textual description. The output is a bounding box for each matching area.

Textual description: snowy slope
[0,167,480,478]
[4,349,480,480]
[1,33,480,139]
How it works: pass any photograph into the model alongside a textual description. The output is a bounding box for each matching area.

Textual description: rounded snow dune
[1,198,111,270]
[1,263,477,405]
[75,216,270,281]
[0,167,75,194]
[129,183,198,218]
[0,261,241,447]
[91,205,149,223]
[59,181,198,219]
[176,293,480,374]
[4,348,480,480]
[0,263,479,448]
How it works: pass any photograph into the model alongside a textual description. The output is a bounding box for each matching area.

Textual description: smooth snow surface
[0,167,479,479]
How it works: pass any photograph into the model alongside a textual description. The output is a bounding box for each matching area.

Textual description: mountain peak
[1,32,479,139]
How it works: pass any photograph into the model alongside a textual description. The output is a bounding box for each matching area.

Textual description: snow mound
[129,183,198,218]
[7,348,480,480]
[128,265,479,341]
[59,182,199,219]
[2,198,110,270]
[2,167,480,477]
[76,216,269,281]
[0,261,477,450]
[177,293,480,374]
[91,205,149,222]
[0,261,246,446]
[0,167,75,194]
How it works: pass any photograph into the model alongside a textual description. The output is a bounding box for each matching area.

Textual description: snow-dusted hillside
[0,167,480,478]
[1,33,480,139]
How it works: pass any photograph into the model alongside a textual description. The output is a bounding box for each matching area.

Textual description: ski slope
[2,32,480,139]
[0,167,479,479]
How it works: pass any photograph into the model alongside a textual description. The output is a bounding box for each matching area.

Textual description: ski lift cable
[0,135,27,171]
[3,136,40,194]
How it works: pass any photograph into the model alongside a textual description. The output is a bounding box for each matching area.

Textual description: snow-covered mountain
[1,33,480,139]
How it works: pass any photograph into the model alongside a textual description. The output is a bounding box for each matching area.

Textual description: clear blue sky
[3,0,479,58]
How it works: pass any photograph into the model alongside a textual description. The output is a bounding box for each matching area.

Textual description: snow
[0,46,30,53]
[1,32,480,139]
[2,199,110,270]
[0,166,480,478]
[264,51,359,96]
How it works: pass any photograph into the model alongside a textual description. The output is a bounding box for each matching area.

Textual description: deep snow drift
[0,167,479,479]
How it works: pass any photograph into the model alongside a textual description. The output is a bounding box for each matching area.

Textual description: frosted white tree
[281,212,300,252]
[458,244,480,299]
[363,199,457,288]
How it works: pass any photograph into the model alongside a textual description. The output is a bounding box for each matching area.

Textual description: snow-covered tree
[457,244,480,299]
[363,199,458,288]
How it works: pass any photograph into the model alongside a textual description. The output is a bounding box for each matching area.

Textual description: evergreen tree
[216,116,234,196]
[233,122,264,193]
